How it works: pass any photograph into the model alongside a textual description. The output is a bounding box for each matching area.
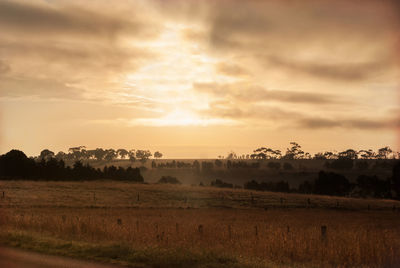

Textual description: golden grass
[1,181,400,267]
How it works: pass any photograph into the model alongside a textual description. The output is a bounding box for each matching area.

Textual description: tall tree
[39,149,54,160]
[136,150,152,163]
[116,149,129,159]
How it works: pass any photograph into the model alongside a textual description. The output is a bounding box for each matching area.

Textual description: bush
[315,171,351,196]
[244,180,290,193]
[211,179,233,188]
[356,175,391,198]
[158,176,181,184]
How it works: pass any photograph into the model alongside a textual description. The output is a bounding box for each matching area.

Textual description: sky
[0,0,399,158]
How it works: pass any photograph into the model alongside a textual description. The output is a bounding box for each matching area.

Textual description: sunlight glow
[122,21,237,126]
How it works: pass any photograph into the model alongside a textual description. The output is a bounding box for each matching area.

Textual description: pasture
[1,181,400,267]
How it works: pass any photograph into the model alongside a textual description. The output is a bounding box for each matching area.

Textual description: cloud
[216,62,249,77]
[298,117,398,130]
[206,0,399,83]
[0,77,84,99]
[0,39,154,75]
[193,82,344,105]
[0,1,157,40]
[201,100,397,131]
[0,61,10,75]
[266,56,389,82]
[0,1,161,102]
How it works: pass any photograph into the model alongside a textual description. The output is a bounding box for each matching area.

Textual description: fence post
[321,225,327,241]
[198,225,203,235]
[254,225,258,238]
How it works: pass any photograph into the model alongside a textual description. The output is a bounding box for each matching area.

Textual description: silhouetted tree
[359,149,375,159]
[338,149,358,159]
[283,142,304,160]
[226,151,237,159]
[39,149,55,161]
[93,148,107,161]
[154,151,163,159]
[136,150,152,163]
[104,149,117,161]
[0,150,36,178]
[68,146,86,160]
[0,150,143,182]
[356,175,391,198]
[315,171,351,196]
[392,162,400,199]
[128,149,136,162]
[116,149,129,159]
[377,146,393,159]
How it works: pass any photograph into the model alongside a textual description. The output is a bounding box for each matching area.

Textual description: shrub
[158,176,181,184]
[315,171,351,196]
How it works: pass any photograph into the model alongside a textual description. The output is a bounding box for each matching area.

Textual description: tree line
[223,142,397,160]
[38,146,163,163]
[240,164,400,199]
[0,150,143,182]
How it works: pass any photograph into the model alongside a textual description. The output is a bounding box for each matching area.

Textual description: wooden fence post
[321,225,327,241]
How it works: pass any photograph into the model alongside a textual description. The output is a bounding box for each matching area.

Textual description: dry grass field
[1,181,400,267]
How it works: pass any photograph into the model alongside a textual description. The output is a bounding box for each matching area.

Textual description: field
[1,181,400,267]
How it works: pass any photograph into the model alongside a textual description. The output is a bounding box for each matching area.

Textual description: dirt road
[0,247,129,268]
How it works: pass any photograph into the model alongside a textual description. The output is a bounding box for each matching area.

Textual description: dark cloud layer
[0,1,153,39]
[266,56,389,82]
[206,0,399,83]
[298,117,398,130]
[194,82,343,105]
[0,1,159,101]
